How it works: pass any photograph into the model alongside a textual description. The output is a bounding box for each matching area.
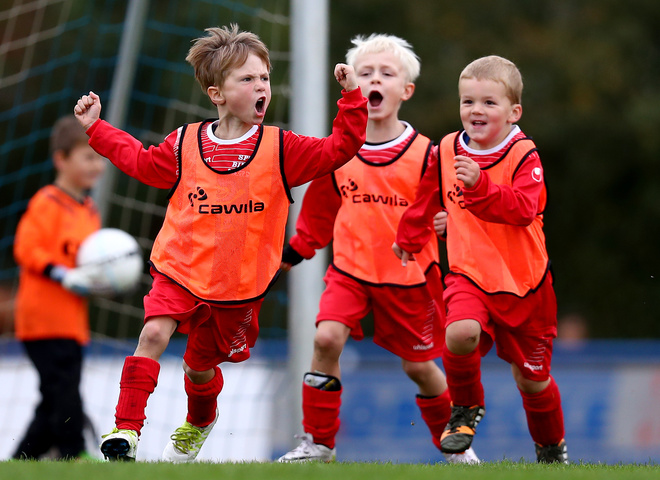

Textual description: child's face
[353,51,414,122]
[55,142,106,193]
[211,53,271,125]
[458,78,522,150]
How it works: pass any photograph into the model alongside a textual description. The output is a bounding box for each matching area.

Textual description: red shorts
[317,264,445,362]
[443,273,557,381]
[143,268,262,371]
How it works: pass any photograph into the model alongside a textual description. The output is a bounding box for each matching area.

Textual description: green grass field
[1,461,658,480]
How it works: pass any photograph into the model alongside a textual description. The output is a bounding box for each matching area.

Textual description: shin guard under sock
[301,373,342,449]
[115,356,160,434]
[185,366,224,427]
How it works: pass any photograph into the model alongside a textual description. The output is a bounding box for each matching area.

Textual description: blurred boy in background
[13,115,106,460]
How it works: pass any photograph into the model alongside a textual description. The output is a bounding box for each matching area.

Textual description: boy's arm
[282,87,367,187]
[462,152,544,225]
[14,195,62,275]
[281,175,341,270]
[14,195,108,296]
[75,92,178,188]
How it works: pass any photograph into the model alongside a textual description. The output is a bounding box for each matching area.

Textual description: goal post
[285,0,330,447]
[92,0,150,222]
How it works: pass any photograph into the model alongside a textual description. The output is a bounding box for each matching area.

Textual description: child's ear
[52,149,66,169]
[402,82,415,101]
[207,86,225,105]
[509,103,523,123]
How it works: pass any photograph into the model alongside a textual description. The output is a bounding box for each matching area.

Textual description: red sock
[442,346,484,406]
[301,382,342,449]
[416,389,451,450]
[520,376,565,446]
[185,366,224,427]
[115,356,160,435]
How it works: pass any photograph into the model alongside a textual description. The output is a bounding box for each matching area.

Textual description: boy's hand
[392,242,415,267]
[334,63,358,92]
[280,244,304,272]
[433,210,448,236]
[454,155,481,189]
[61,266,96,296]
[74,91,102,130]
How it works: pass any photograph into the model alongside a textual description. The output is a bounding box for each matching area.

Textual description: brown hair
[460,55,523,105]
[186,24,271,92]
[50,115,88,155]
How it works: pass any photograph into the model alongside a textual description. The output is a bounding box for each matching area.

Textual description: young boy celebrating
[393,55,567,463]
[73,24,367,462]
[13,115,106,460]
[277,34,477,464]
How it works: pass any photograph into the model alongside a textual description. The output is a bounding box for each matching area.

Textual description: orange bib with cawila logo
[440,131,548,297]
[332,131,439,287]
[150,123,291,303]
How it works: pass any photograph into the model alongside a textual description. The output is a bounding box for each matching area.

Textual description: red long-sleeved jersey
[85,88,367,190]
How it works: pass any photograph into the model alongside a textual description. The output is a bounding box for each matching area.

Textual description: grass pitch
[1,460,658,480]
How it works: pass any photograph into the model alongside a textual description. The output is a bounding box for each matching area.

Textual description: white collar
[206,123,259,144]
[460,125,521,155]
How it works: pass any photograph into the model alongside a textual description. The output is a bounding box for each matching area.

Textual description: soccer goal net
[0,0,293,461]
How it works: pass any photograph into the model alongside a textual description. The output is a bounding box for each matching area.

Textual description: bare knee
[445,319,481,354]
[183,361,215,384]
[313,321,349,361]
[511,363,550,393]
[135,317,176,360]
[401,359,447,396]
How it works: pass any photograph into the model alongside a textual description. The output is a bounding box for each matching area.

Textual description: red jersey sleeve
[86,120,179,189]
[282,88,367,187]
[289,174,341,259]
[462,151,544,226]
[395,145,442,254]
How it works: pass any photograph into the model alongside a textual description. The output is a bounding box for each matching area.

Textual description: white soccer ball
[76,228,143,297]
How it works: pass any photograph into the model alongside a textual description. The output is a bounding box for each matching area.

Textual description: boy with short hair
[74,24,367,462]
[393,55,567,463]
[277,34,477,464]
[13,115,106,460]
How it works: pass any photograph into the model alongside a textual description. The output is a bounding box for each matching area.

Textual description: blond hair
[459,55,523,105]
[50,115,88,155]
[346,33,420,83]
[186,24,270,92]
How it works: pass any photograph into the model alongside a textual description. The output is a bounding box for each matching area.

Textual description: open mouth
[255,98,265,115]
[368,91,383,107]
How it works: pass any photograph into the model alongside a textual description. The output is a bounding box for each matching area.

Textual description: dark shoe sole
[101,439,135,462]
[440,432,474,454]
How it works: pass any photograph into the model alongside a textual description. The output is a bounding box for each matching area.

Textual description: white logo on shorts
[523,361,543,372]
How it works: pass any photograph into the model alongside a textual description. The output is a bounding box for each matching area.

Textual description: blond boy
[277,34,477,464]
[394,55,567,463]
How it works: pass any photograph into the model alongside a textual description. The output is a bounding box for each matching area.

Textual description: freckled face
[459,77,521,150]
